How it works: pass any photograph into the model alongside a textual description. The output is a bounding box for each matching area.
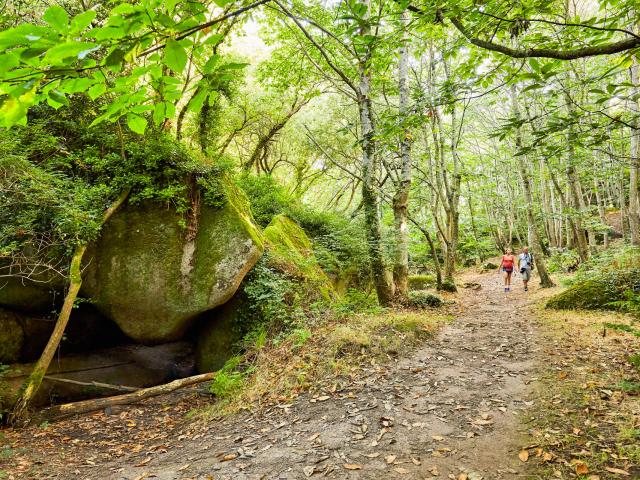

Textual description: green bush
[547,249,581,273]
[408,274,436,290]
[439,279,457,292]
[407,291,443,308]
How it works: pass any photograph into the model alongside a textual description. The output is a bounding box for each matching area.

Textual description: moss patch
[546,269,640,311]
[82,176,265,343]
[263,215,335,300]
[408,274,436,290]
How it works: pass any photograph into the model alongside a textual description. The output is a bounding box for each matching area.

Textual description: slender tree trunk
[9,189,131,425]
[392,9,411,298]
[511,87,554,287]
[629,57,640,245]
[594,177,609,248]
[358,5,393,305]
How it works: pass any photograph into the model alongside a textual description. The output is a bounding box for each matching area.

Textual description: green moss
[546,269,640,311]
[407,291,443,308]
[0,310,24,363]
[0,275,62,313]
[82,176,265,343]
[408,274,436,291]
[439,279,457,292]
[263,215,335,300]
[195,297,244,373]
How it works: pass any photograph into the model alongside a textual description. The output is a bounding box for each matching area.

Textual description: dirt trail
[91,269,539,480]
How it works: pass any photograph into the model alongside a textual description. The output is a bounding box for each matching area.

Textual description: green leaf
[71,10,97,33]
[126,113,147,134]
[87,83,106,100]
[153,102,166,126]
[43,6,69,32]
[165,0,181,14]
[213,0,235,7]
[43,42,98,63]
[47,90,69,109]
[164,39,187,73]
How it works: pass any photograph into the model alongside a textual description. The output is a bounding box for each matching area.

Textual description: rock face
[546,269,640,310]
[263,215,335,300]
[0,342,194,410]
[0,274,62,312]
[195,215,335,373]
[82,178,264,343]
[0,309,24,363]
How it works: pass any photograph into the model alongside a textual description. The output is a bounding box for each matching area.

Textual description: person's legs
[522,269,530,291]
[506,271,512,290]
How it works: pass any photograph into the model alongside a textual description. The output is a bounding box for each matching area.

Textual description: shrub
[408,274,436,290]
[547,249,581,273]
[439,279,457,292]
[407,291,443,308]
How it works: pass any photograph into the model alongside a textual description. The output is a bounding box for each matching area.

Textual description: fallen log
[43,376,139,393]
[35,372,216,423]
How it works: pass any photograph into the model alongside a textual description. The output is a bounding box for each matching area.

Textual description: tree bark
[392,9,412,299]
[9,188,131,425]
[358,2,393,306]
[511,87,554,287]
[629,56,640,245]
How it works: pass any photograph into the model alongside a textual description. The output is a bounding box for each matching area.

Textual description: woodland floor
[2,268,638,480]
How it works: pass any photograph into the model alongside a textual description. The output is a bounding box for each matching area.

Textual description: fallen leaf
[134,457,151,467]
[432,435,445,442]
[518,450,529,462]
[303,465,315,477]
[394,467,409,474]
[429,466,440,476]
[344,464,362,470]
[385,454,397,464]
[220,453,237,462]
[604,467,629,476]
[411,457,421,466]
[307,433,320,442]
[574,461,589,475]
[458,474,468,480]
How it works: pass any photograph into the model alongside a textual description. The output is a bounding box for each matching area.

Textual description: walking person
[518,246,534,292]
[499,248,516,292]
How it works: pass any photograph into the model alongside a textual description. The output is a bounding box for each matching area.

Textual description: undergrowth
[526,295,640,479]
[200,297,451,417]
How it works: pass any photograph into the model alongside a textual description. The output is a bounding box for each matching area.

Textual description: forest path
[102,268,539,480]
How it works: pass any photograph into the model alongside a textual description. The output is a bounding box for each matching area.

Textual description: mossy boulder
[546,269,640,310]
[194,297,243,373]
[263,215,335,300]
[82,178,264,343]
[482,262,499,270]
[408,274,436,291]
[195,216,335,373]
[0,309,24,363]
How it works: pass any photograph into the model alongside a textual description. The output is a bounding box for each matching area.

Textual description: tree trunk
[392,9,411,299]
[9,189,131,425]
[36,372,216,423]
[358,6,393,306]
[629,57,640,245]
[511,86,554,287]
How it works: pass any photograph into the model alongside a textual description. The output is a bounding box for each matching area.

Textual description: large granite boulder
[82,178,264,343]
[195,215,335,373]
[262,215,335,300]
[0,309,24,363]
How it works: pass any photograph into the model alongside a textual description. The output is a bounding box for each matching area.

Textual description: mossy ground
[524,284,639,479]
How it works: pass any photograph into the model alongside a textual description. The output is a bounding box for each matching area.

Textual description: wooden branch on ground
[43,376,140,393]
[35,372,216,423]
